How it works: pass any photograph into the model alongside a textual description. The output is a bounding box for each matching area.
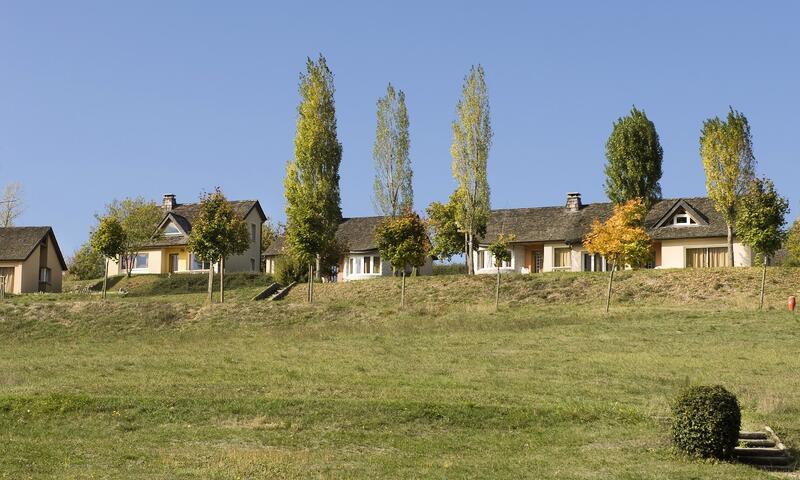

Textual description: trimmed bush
[671,385,741,459]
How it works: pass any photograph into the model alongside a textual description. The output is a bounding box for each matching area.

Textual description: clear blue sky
[1,1,798,254]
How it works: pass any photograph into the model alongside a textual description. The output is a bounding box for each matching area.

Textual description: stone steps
[734,428,795,472]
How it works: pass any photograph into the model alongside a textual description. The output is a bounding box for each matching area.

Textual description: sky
[1,1,798,254]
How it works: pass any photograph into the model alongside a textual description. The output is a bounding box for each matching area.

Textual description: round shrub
[671,385,741,459]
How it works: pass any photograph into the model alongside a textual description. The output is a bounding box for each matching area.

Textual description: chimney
[566,192,582,212]
[162,194,176,211]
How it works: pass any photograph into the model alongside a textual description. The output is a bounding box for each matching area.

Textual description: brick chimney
[566,192,582,212]
[162,194,176,212]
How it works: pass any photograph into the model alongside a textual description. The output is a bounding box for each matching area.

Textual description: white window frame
[163,222,182,236]
[189,253,211,271]
[672,213,697,226]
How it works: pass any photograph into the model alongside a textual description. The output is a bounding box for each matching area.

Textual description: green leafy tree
[584,198,652,312]
[101,197,163,277]
[373,83,412,217]
[68,243,106,280]
[426,192,464,262]
[187,188,250,304]
[487,233,514,310]
[736,177,789,309]
[284,54,343,302]
[604,106,663,208]
[90,216,126,299]
[700,108,757,267]
[787,219,800,266]
[451,65,492,275]
[375,209,431,308]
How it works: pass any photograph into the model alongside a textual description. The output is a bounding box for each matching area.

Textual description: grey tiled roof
[142,200,263,248]
[0,226,68,269]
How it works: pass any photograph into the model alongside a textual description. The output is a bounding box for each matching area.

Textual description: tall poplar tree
[373,83,412,217]
[604,106,663,208]
[284,54,342,302]
[451,65,492,275]
[700,108,757,267]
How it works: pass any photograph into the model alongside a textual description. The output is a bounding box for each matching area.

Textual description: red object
[789,296,796,312]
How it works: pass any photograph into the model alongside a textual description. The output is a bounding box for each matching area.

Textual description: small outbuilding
[0,226,67,294]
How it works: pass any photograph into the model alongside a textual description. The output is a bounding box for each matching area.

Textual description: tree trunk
[307,263,313,304]
[495,265,500,311]
[605,266,615,313]
[468,233,474,275]
[102,258,109,300]
[464,232,470,275]
[401,270,406,308]
[207,263,214,304]
[727,224,734,267]
[759,257,767,310]
[219,257,225,304]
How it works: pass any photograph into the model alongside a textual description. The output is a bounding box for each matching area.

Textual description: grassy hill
[1,268,799,478]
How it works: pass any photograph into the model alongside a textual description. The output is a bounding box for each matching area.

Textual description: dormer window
[163,222,181,235]
[672,211,697,226]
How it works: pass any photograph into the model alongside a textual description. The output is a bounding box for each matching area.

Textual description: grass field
[1,268,799,478]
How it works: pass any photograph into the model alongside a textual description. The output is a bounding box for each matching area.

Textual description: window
[163,222,181,235]
[686,247,728,268]
[251,224,257,242]
[373,256,381,274]
[554,248,571,269]
[39,267,51,284]
[672,212,697,226]
[190,254,211,271]
[363,256,371,274]
[250,258,256,271]
[582,253,607,272]
[348,257,354,275]
[122,253,149,270]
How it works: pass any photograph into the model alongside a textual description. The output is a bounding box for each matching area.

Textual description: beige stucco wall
[659,237,752,268]
[225,208,262,273]
[0,262,22,294]
[45,237,63,292]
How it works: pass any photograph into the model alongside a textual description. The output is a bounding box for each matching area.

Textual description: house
[474,193,752,274]
[263,216,434,281]
[0,226,67,294]
[107,194,266,275]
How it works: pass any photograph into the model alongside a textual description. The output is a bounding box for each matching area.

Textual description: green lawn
[1,270,799,478]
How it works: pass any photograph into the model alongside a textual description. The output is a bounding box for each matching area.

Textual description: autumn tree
[426,192,464,262]
[604,106,663,208]
[583,198,652,312]
[736,177,788,309]
[487,233,513,310]
[187,188,250,304]
[90,216,126,299]
[284,54,342,301]
[451,65,492,275]
[787,220,800,266]
[0,182,23,227]
[100,197,162,277]
[700,108,757,267]
[373,83,412,217]
[375,209,431,308]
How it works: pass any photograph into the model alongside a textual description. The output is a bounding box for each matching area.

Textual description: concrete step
[739,431,769,440]
[735,455,793,467]
[739,439,775,448]
[734,447,785,457]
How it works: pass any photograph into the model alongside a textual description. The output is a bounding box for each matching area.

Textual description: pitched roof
[142,200,265,248]
[263,216,386,256]
[481,197,729,245]
[0,226,68,269]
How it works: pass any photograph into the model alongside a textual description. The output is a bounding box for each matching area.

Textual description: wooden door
[0,267,14,294]
[169,254,179,273]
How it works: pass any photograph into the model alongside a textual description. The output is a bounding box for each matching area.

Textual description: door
[169,254,179,273]
[0,267,14,294]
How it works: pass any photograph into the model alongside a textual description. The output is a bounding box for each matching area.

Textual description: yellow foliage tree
[583,198,652,312]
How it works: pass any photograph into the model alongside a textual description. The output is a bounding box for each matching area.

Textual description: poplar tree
[700,108,757,267]
[736,177,788,309]
[604,106,663,208]
[284,55,342,302]
[451,65,492,275]
[373,83,412,217]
